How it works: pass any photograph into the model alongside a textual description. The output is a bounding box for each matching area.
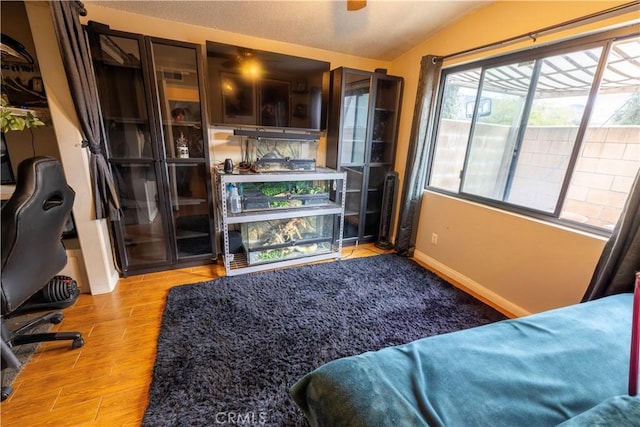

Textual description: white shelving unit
[215,168,346,276]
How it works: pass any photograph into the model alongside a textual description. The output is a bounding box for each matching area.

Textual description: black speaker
[375,171,398,249]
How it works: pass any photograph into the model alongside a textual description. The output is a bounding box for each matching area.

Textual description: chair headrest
[1,156,75,271]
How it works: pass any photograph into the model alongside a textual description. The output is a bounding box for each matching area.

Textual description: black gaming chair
[1,157,84,401]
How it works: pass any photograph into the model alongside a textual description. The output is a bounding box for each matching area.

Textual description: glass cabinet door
[92,33,153,160]
[89,27,215,274]
[327,67,403,246]
[370,77,401,165]
[110,162,170,265]
[150,43,205,160]
[90,31,171,268]
[363,166,388,238]
[148,40,213,259]
[343,166,364,239]
[340,71,371,166]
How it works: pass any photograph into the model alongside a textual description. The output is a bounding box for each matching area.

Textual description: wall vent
[162,70,184,81]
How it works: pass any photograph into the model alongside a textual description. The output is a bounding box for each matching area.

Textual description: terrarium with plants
[240,179,330,211]
[241,215,334,265]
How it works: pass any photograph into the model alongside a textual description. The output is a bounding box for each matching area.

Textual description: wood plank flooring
[1,244,391,426]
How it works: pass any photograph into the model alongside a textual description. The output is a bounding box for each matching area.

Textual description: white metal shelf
[214,168,346,276]
[225,204,343,224]
[225,251,341,276]
[216,167,344,183]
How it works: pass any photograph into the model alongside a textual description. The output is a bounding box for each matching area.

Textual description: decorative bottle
[176,132,189,158]
[229,185,241,214]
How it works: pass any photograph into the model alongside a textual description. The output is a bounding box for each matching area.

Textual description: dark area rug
[143,254,506,426]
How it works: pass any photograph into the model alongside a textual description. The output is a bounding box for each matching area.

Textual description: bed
[290,292,640,426]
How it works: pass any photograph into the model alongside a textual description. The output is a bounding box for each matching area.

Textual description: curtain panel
[50,1,121,221]
[395,55,442,256]
[582,168,640,301]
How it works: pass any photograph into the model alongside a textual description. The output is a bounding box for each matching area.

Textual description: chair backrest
[1,157,75,315]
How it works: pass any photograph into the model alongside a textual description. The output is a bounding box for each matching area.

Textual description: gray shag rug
[143,254,506,426]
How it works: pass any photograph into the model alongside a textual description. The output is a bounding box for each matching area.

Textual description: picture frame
[293,80,307,93]
[220,72,256,125]
[259,79,290,127]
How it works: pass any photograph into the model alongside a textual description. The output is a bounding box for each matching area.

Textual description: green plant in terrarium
[269,200,303,208]
[259,182,289,197]
[257,181,328,198]
[291,181,327,195]
[0,98,45,133]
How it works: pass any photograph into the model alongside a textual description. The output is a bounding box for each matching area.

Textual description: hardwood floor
[1,244,391,426]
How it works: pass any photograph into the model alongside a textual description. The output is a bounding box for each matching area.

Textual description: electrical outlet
[431,233,438,245]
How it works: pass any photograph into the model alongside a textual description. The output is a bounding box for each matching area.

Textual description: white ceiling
[87,0,492,61]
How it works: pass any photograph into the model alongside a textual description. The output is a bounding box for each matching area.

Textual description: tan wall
[388,1,637,314]
[24,1,637,303]
[414,191,607,316]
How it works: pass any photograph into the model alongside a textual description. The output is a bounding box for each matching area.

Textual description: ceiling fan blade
[347,0,366,11]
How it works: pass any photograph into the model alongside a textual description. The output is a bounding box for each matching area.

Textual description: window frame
[425,25,640,237]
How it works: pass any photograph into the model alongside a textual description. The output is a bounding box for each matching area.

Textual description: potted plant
[0,97,44,133]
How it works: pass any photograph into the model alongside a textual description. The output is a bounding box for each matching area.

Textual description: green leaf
[0,99,45,133]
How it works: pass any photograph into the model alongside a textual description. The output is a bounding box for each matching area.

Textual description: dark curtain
[50,1,121,221]
[582,168,640,301]
[395,55,442,256]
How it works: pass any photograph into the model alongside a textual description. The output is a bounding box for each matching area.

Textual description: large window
[428,29,639,233]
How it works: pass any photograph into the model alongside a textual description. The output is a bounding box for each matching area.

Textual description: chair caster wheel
[50,313,64,324]
[1,386,13,402]
[72,337,84,349]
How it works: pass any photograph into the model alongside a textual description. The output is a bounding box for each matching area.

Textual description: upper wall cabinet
[326,67,403,245]
[87,24,215,276]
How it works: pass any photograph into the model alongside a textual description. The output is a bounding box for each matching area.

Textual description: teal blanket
[290,294,634,426]
[557,395,640,426]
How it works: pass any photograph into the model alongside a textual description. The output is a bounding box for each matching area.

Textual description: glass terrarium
[239,179,331,211]
[241,215,334,265]
[248,137,317,172]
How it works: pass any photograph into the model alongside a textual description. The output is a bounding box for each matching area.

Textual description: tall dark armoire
[87,24,215,275]
[326,67,403,246]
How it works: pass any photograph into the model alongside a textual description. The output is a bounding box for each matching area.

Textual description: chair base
[1,311,84,402]
[1,385,12,402]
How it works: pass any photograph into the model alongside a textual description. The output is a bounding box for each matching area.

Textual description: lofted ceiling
[86,0,493,61]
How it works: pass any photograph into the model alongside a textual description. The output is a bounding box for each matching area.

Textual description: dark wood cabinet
[87,26,215,276]
[326,67,402,245]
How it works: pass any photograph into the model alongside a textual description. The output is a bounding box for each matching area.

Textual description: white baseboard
[413,250,531,318]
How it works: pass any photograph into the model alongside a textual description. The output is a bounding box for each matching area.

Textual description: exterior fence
[431,120,640,230]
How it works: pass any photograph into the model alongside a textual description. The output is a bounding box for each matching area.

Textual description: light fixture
[221,78,235,96]
[240,57,262,79]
